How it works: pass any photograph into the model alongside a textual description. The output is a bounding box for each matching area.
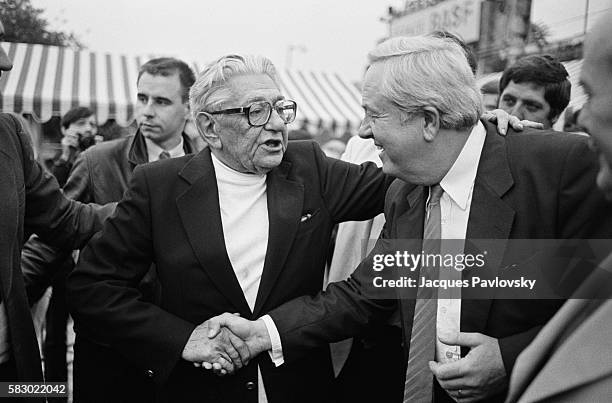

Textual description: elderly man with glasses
[65,54,390,403]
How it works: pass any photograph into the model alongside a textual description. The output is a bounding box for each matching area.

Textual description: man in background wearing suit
[205,35,612,403]
[505,13,612,403]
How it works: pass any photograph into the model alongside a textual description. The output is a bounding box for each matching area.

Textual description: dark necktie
[403,184,443,403]
[158,150,171,160]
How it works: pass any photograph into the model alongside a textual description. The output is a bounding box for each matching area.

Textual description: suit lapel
[462,122,515,332]
[176,149,251,316]
[395,185,426,351]
[253,161,304,317]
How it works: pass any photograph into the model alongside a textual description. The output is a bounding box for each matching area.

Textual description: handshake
[180,313,272,376]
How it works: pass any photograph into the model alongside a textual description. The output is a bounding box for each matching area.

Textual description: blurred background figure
[480,78,500,111]
[49,107,100,186]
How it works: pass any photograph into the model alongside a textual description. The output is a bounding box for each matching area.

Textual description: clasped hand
[181,313,270,376]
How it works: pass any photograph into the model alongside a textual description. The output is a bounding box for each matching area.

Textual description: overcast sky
[31,0,612,81]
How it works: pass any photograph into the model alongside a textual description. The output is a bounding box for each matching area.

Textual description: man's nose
[0,47,13,73]
[265,108,286,131]
[510,105,524,121]
[358,120,372,139]
[141,100,155,117]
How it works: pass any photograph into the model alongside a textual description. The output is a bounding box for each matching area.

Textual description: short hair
[138,57,195,102]
[368,35,482,130]
[189,54,280,116]
[429,30,478,74]
[61,106,95,129]
[499,55,570,121]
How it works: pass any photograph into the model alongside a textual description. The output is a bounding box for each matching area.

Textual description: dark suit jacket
[0,114,109,394]
[66,141,388,403]
[269,122,612,402]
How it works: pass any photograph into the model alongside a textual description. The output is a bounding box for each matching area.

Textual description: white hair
[368,35,482,130]
[189,54,279,116]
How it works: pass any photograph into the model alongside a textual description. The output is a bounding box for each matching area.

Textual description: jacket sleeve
[311,142,391,223]
[66,165,196,385]
[269,223,402,364]
[20,150,114,305]
[21,235,73,305]
[15,115,113,249]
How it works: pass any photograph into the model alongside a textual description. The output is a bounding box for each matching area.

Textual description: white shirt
[144,137,185,162]
[435,121,486,363]
[210,153,273,403]
[264,121,487,367]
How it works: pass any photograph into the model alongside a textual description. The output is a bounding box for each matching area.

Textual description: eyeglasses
[207,99,297,127]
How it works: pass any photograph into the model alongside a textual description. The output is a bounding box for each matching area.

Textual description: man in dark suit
[505,14,612,403]
[22,57,201,402]
[0,19,111,389]
[205,36,611,403]
[65,54,391,402]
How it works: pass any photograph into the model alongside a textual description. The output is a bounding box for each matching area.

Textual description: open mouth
[264,139,282,148]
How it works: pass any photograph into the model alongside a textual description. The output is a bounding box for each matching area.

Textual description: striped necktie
[403,184,443,403]
[158,150,171,160]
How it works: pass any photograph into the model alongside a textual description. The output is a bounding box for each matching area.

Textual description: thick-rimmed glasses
[207,99,297,127]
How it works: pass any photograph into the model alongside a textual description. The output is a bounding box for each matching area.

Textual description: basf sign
[390,0,482,43]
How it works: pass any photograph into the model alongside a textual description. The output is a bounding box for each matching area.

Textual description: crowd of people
[1,11,611,403]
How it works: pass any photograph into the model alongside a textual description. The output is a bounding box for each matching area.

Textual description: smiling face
[136,72,189,150]
[358,63,430,183]
[206,73,289,174]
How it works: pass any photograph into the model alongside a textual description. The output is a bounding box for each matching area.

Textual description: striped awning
[0,42,363,130]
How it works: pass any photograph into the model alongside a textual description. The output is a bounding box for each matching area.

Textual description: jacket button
[145,370,154,378]
[245,381,256,390]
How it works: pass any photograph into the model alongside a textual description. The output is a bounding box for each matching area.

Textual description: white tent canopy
[0,42,363,130]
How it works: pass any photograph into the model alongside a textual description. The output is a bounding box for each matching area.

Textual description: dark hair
[137,57,196,102]
[61,106,95,129]
[480,78,499,95]
[430,30,478,74]
[499,55,571,121]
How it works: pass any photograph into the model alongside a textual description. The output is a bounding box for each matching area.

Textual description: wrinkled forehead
[224,73,283,105]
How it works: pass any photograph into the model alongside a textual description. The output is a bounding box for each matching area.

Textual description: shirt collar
[145,136,185,162]
[439,121,486,210]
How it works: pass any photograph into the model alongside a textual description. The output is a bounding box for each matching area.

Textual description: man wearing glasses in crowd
[66,54,389,403]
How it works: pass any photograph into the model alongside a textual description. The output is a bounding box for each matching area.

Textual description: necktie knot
[428,184,444,206]
[158,151,171,160]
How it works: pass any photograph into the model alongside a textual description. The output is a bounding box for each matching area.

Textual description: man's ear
[422,106,440,142]
[195,112,222,150]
